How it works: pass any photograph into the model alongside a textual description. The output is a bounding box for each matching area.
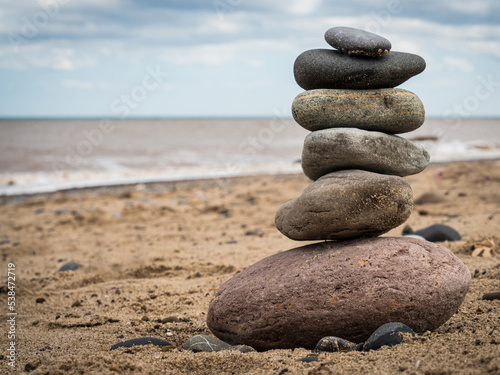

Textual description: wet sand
[1,159,499,374]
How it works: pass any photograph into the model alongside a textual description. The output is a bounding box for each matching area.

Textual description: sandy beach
[1,159,499,374]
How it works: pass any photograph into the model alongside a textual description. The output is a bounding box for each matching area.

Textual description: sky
[0,0,499,119]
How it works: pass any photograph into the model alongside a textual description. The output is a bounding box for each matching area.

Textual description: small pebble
[298,354,319,362]
[183,335,231,353]
[58,262,83,272]
[314,336,357,352]
[324,26,391,57]
[35,297,46,304]
[482,292,500,301]
[363,322,415,351]
[25,363,38,372]
[161,316,179,323]
[110,337,174,351]
[415,224,461,242]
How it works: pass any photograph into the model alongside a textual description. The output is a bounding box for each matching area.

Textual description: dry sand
[1,159,499,374]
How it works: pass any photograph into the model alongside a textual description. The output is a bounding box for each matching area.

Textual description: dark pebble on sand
[183,334,231,352]
[36,297,46,303]
[414,224,461,242]
[482,292,500,301]
[110,337,174,351]
[298,354,319,362]
[315,336,357,352]
[187,272,202,279]
[25,363,38,372]
[58,262,83,272]
[363,322,415,351]
[403,224,461,242]
[0,240,10,245]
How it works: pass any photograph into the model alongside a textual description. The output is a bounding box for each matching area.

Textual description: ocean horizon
[1,117,499,196]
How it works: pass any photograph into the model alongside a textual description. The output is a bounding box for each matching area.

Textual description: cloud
[445,0,495,15]
[286,0,323,15]
[442,57,475,73]
[1,1,499,118]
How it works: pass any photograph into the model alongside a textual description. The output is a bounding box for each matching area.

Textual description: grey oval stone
[363,322,415,351]
[292,88,425,134]
[183,334,231,352]
[325,26,391,57]
[275,170,412,241]
[207,237,471,350]
[294,49,426,90]
[302,128,430,180]
[315,337,357,352]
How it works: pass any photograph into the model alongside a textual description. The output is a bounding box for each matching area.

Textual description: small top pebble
[325,26,391,57]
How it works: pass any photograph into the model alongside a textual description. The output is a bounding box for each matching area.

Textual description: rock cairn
[207,27,471,351]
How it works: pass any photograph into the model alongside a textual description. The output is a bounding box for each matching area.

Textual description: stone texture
[294,49,426,90]
[275,170,412,241]
[207,237,471,350]
[325,26,391,57]
[363,322,415,351]
[292,88,424,134]
[183,335,231,353]
[314,337,357,352]
[302,128,430,180]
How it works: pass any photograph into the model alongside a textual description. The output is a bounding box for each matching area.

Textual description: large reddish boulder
[207,237,471,351]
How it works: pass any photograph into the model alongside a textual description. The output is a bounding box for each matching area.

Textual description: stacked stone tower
[207,27,471,351]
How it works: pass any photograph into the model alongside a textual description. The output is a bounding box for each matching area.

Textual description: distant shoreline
[2,159,499,204]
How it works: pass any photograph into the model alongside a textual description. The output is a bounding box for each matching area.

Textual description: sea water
[0,118,499,195]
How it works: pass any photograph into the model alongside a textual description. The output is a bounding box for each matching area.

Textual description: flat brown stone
[275,170,413,241]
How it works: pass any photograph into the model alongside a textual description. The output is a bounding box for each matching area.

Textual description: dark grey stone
[414,224,461,242]
[302,128,430,180]
[292,88,424,134]
[275,170,412,241]
[294,49,425,90]
[183,334,231,353]
[363,322,415,351]
[314,337,357,352]
[58,262,83,272]
[110,336,174,351]
[325,26,391,56]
